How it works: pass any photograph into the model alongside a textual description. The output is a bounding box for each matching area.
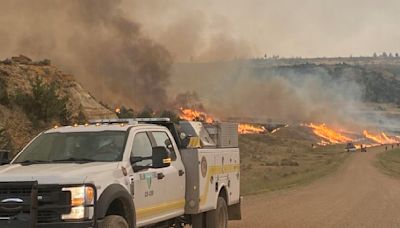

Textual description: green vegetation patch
[376,149,400,177]
[240,133,349,195]
[14,76,69,126]
[0,77,9,106]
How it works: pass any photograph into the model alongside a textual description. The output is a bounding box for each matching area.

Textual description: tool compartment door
[197,148,240,212]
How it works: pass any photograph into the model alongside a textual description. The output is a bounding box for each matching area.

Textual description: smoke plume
[0,0,172,110]
[128,0,254,62]
[171,62,368,129]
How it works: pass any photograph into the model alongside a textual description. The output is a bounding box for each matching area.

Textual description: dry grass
[240,127,350,195]
[376,148,400,177]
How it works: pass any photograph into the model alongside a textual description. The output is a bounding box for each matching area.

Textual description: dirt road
[231,146,400,228]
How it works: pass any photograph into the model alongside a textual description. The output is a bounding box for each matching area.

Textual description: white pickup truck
[0,118,241,228]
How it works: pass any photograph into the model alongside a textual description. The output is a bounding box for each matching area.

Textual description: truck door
[149,131,185,215]
[131,131,185,226]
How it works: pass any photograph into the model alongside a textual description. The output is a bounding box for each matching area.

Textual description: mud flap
[228,196,242,220]
[191,213,205,228]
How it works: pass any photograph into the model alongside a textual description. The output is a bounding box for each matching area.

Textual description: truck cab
[0,118,241,228]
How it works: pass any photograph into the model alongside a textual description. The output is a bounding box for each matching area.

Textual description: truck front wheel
[206,197,228,228]
[101,215,129,228]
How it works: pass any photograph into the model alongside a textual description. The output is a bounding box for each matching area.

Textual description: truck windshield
[13,131,127,163]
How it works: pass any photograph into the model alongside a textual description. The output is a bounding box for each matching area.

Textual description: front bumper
[0,181,98,228]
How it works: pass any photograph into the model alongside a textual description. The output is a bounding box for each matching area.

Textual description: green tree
[15,76,69,125]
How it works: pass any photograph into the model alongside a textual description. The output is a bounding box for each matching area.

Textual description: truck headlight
[62,186,95,220]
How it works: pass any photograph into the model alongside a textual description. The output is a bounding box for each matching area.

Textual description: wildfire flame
[363,130,399,144]
[179,108,214,123]
[305,123,352,144]
[179,108,266,134]
[238,124,266,134]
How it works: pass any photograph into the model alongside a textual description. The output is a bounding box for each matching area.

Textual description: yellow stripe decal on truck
[136,164,239,220]
[136,199,185,220]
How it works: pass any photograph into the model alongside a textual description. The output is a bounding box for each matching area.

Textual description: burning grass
[178,108,268,134]
[177,106,400,147]
[363,130,399,144]
[304,123,352,145]
[303,123,400,147]
[238,124,266,134]
[179,108,214,123]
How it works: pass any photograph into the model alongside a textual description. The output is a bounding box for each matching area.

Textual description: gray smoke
[0,0,172,110]
[128,0,254,62]
[171,62,368,130]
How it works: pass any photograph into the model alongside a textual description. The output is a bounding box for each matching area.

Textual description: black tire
[206,197,228,228]
[100,215,129,228]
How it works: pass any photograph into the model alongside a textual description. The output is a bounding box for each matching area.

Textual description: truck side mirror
[0,150,11,165]
[152,146,171,168]
[130,156,144,164]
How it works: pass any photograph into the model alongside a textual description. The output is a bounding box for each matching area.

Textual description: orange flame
[238,124,266,134]
[305,123,352,144]
[363,130,398,144]
[179,108,267,134]
[179,108,214,123]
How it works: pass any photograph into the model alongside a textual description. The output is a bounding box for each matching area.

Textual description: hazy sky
[127,0,400,61]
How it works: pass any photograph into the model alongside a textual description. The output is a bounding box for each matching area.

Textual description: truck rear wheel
[101,215,129,228]
[206,197,228,228]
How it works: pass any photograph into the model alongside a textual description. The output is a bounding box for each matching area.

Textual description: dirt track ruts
[231,146,400,228]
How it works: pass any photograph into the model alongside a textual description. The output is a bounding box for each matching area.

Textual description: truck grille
[0,182,70,223]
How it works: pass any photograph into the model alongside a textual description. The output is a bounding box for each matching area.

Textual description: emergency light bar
[88,119,137,125]
[135,118,171,123]
[88,118,171,125]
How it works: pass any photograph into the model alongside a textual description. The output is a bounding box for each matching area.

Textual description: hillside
[173,60,400,105]
[0,55,116,153]
[254,63,400,104]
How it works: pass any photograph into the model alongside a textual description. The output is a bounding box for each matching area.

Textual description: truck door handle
[157,173,165,180]
[179,170,185,176]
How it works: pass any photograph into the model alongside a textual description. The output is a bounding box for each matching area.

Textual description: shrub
[76,107,87,124]
[117,106,135,118]
[15,76,69,125]
[157,110,179,123]
[0,127,12,151]
[0,78,9,106]
[136,107,154,118]
[280,158,299,166]
[113,103,180,122]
